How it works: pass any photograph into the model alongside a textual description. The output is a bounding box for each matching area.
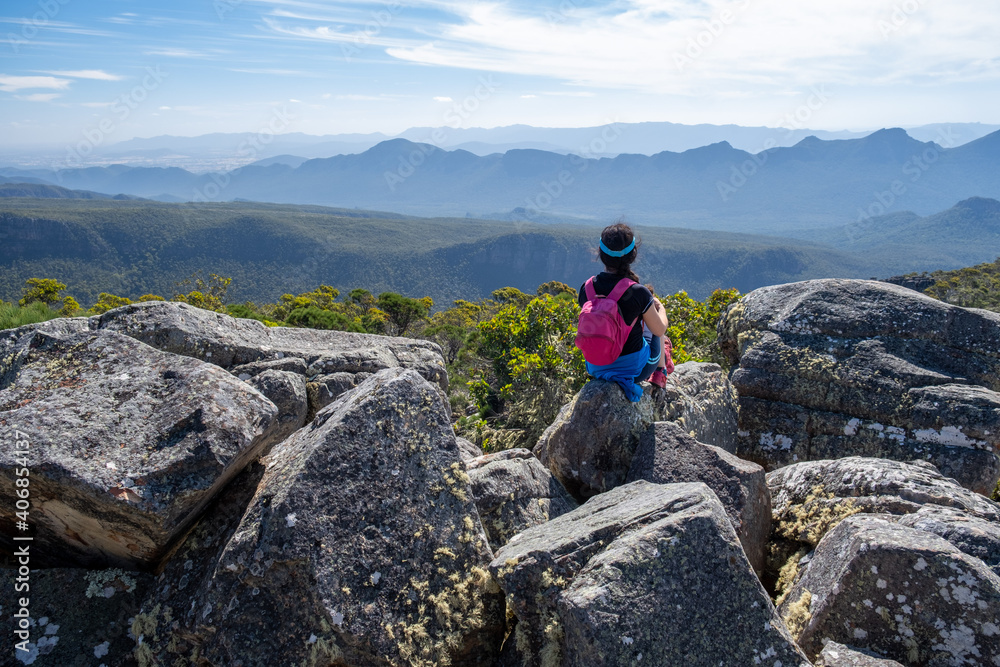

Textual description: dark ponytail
[598,220,641,283]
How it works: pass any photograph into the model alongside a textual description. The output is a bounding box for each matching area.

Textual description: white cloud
[520,94,537,99]
[0,75,71,92]
[143,48,207,58]
[433,96,453,102]
[378,0,1000,95]
[43,69,123,81]
[16,93,60,102]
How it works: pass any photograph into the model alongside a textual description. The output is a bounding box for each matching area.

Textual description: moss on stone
[782,589,812,639]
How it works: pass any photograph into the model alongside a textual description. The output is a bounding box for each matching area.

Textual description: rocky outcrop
[135,368,504,667]
[816,641,905,666]
[533,362,739,501]
[719,279,1000,493]
[246,369,308,445]
[768,457,1000,528]
[457,436,482,461]
[656,361,740,453]
[778,513,1000,665]
[533,379,653,501]
[466,448,577,550]
[626,421,771,573]
[94,300,448,388]
[766,457,1000,602]
[0,327,278,569]
[2,566,152,667]
[491,480,810,667]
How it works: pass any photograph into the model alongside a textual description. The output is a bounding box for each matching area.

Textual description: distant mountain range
[4,121,998,173]
[0,197,997,308]
[2,128,998,233]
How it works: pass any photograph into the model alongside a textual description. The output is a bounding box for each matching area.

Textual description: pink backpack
[575,277,637,365]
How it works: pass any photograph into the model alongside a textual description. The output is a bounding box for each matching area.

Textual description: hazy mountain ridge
[3,129,998,233]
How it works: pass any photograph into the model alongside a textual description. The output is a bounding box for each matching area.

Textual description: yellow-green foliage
[661,287,742,365]
[172,273,232,313]
[773,547,809,606]
[88,292,132,315]
[393,565,495,667]
[18,277,67,307]
[776,485,861,547]
[922,257,1000,312]
[782,589,813,638]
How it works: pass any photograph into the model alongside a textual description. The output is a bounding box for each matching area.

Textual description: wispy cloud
[16,93,61,102]
[0,75,71,92]
[144,48,209,58]
[433,96,453,102]
[372,0,1000,94]
[43,69,124,81]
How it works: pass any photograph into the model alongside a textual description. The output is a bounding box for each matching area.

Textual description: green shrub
[0,301,60,330]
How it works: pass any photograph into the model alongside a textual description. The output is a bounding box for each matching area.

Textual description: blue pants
[635,334,662,382]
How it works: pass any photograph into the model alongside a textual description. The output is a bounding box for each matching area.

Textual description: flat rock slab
[817,641,905,666]
[491,480,810,667]
[2,566,152,667]
[534,362,740,503]
[780,513,1000,665]
[93,301,448,389]
[0,327,278,569]
[718,279,1000,493]
[768,457,1000,528]
[140,368,504,667]
[466,448,577,550]
[627,421,771,573]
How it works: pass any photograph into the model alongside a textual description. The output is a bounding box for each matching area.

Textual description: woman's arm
[642,297,668,337]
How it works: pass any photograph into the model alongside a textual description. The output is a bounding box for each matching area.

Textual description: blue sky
[2,0,999,146]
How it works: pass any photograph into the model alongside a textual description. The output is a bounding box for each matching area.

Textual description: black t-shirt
[578,273,655,357]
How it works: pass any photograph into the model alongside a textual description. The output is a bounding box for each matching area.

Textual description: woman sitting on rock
[576,221,671,402]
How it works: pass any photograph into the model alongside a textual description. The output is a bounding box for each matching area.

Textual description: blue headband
[599,238,635,257]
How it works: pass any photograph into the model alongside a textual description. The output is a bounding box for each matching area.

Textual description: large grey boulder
[466,448,577,550]
[2,566,152,667]
[895,505,1000,577]
[657,361,740,453]
[533,379,653,501]
[245,368,308,445]
[93,300,448,389]
[137,368,505,667]
[769,457,1000,529]
[766,457,1000,601]
[816,641,905,666]
[719,279,1000,493]
[0,327,278,569]
[491,480,811,667]
[533,363,739,502]
[779,513,1000,665]
[626,421,771,573]
[126,461,267,667]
